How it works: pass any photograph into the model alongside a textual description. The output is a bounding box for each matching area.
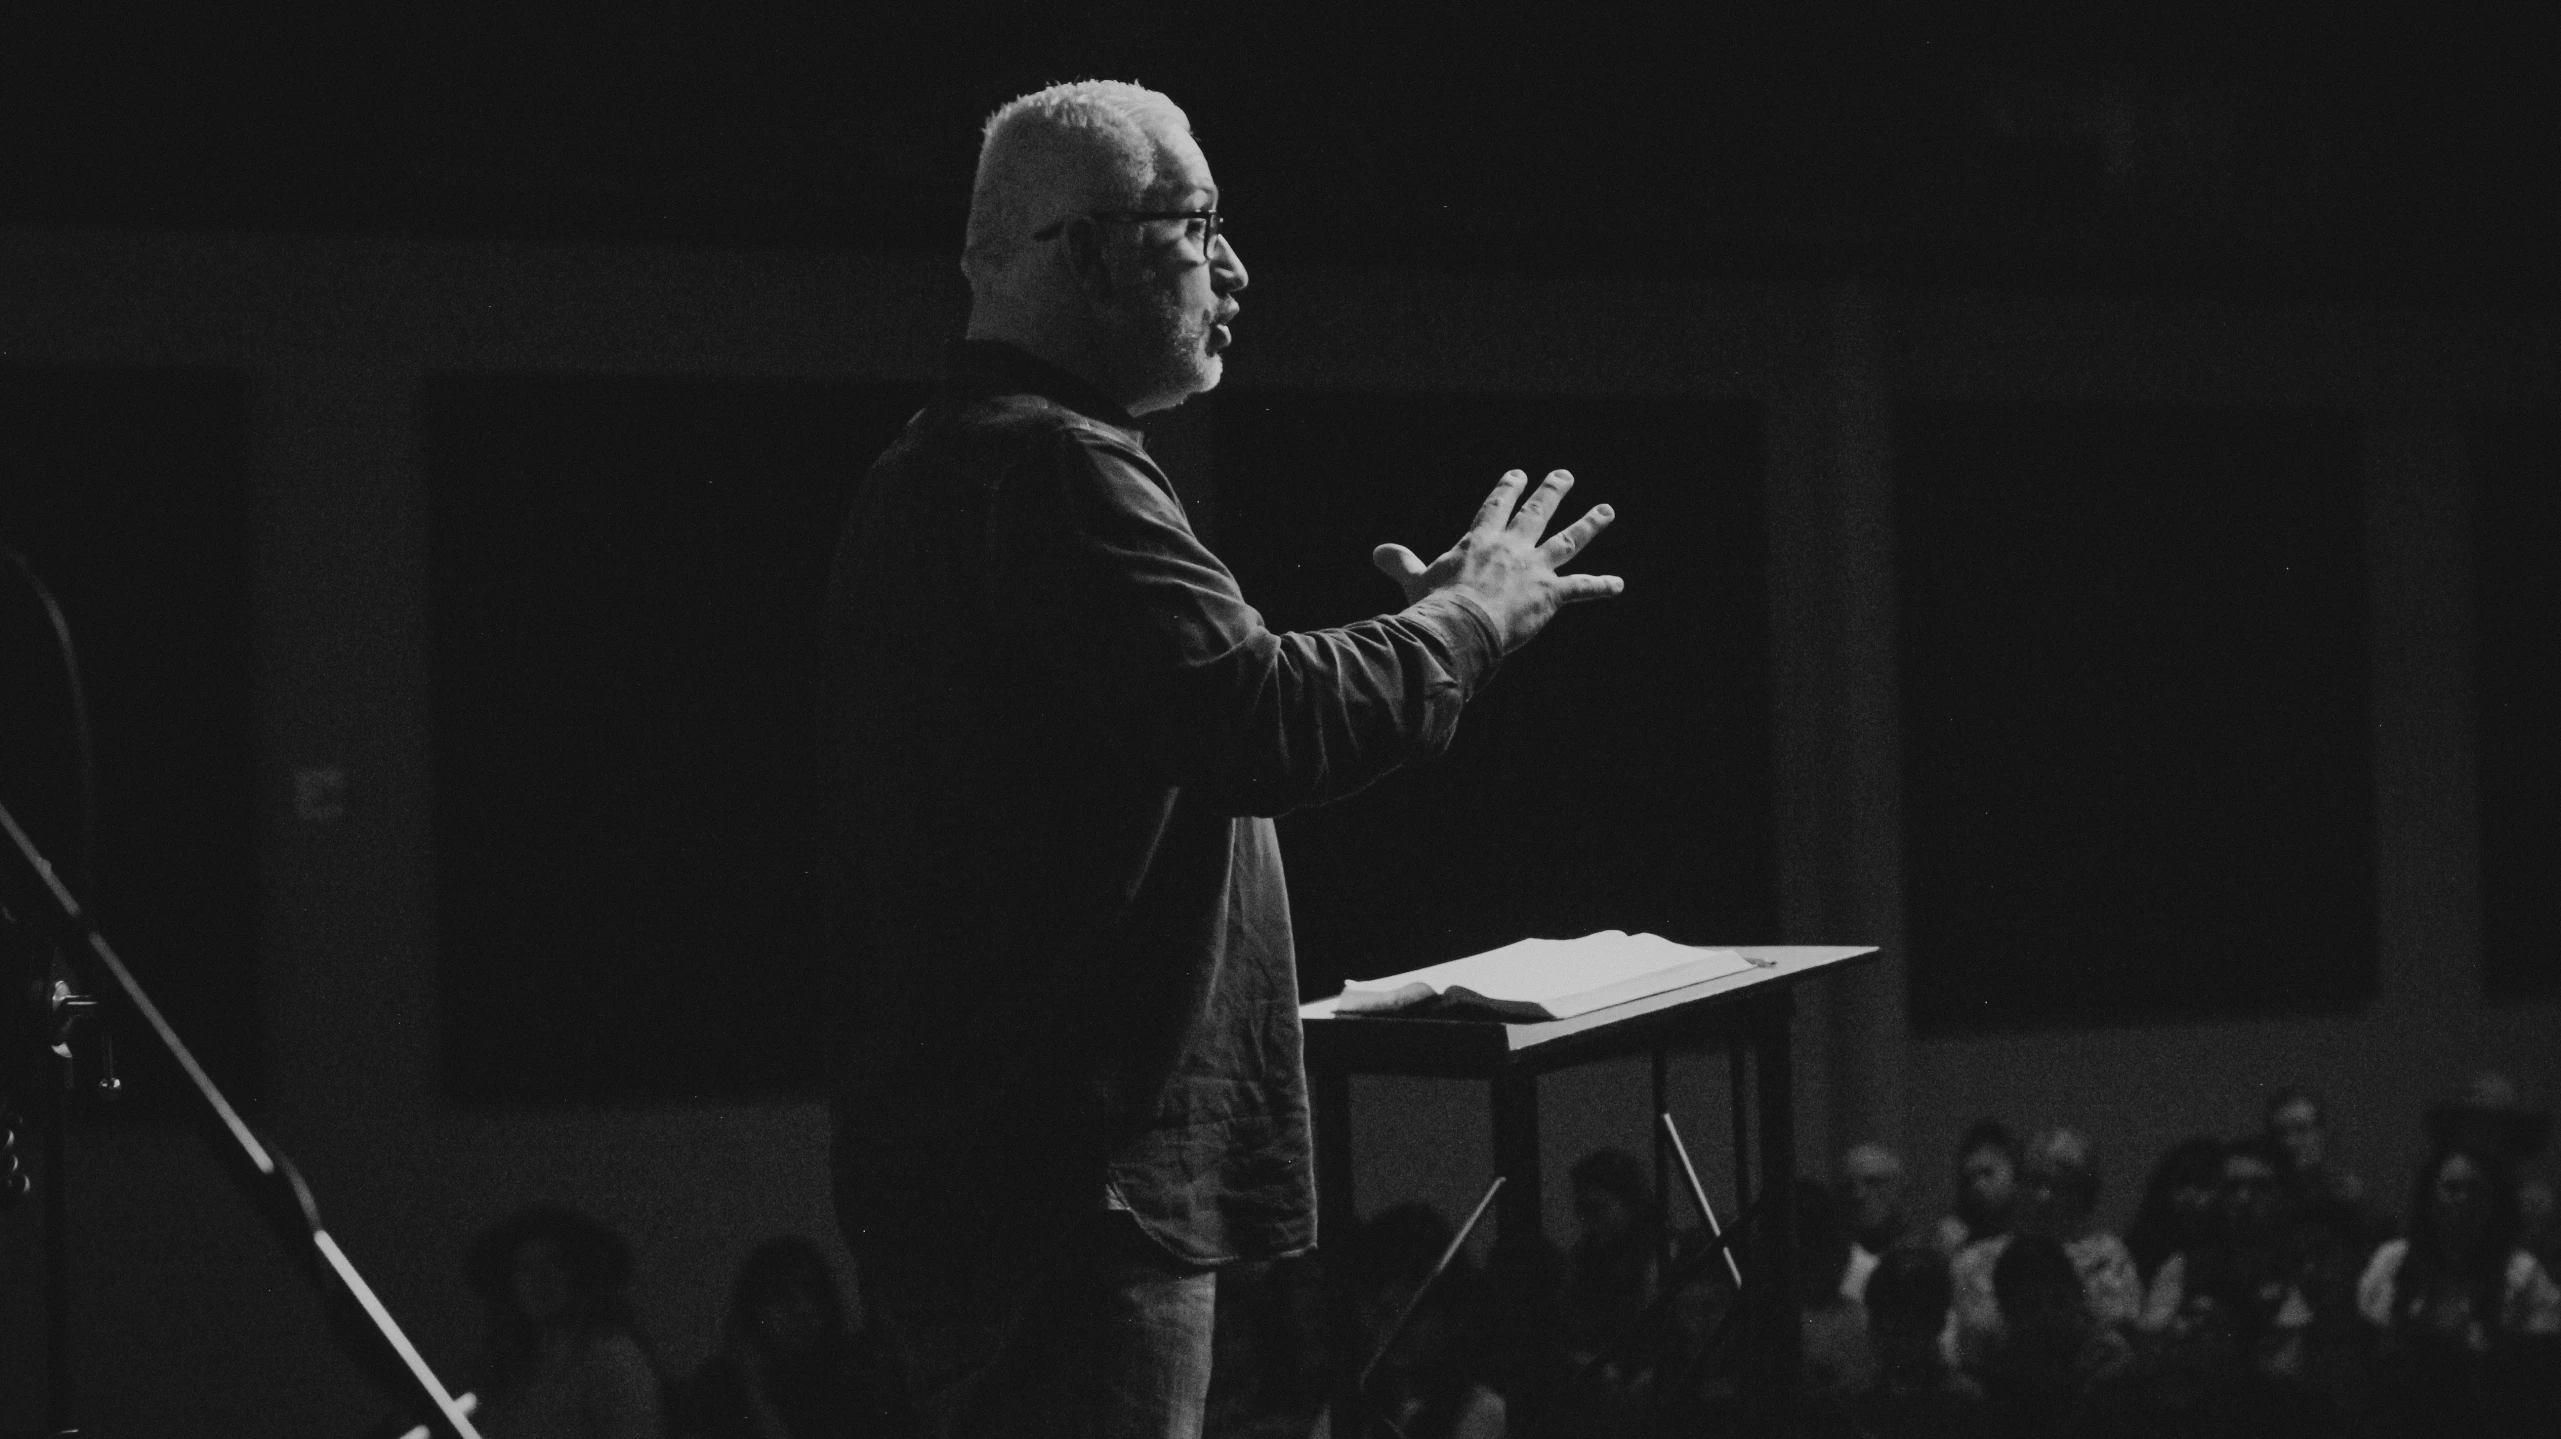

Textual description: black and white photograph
[2,3,2555,1435]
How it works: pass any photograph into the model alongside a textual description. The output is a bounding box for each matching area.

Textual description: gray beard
[1126,288,1220,408]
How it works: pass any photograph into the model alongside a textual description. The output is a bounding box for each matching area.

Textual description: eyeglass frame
[1031,207,1223,257]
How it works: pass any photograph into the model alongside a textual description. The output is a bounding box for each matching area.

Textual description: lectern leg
[1313,1066,1356,1248]
[1312,1067,1360,1436]
[1741,991,1800,1420]
[1490,1068,1542,1261]
[1651,1046,1672,1284]
[1729,1043,1752,1218]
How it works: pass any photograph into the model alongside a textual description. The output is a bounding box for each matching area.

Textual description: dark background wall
[1896,404,2375,1031]
[2474,418,2561,1003]
[1212,391,1776,994]
[7,2,2553,308]
[0,368,260,1110]
[422,375,926,1105]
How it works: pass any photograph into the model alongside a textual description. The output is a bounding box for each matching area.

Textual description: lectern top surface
[1298,945,1877,1078]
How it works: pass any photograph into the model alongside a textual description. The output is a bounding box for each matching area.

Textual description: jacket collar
[948,339,1140,432]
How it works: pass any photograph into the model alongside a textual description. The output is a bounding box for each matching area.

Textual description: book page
[1345,931,1750,1004]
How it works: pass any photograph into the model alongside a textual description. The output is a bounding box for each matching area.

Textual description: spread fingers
[1509,470,1575,537]
[1472,469,1530,531]
[1551,572,1626,602]
[1539,503,1616,566]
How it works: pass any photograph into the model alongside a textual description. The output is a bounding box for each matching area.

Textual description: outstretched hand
[1372,469,1623,653]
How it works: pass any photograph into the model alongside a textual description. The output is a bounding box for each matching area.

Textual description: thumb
[1371,543,1427,585]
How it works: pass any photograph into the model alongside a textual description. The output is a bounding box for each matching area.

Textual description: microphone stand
[0,794,482,1438]
[2,928,106,1439]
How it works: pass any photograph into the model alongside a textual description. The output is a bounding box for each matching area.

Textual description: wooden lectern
[1299,944,1878,1429]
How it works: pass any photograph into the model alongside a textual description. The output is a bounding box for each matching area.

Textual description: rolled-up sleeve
[995,426,1502,816]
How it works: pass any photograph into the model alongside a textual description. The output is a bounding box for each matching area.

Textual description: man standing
[821,80,1622,1438]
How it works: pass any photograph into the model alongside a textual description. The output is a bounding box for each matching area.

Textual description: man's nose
[1213,235,1248,294]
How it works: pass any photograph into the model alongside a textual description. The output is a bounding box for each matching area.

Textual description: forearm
[1006,433,1505,815]
[1151,589,1502,815]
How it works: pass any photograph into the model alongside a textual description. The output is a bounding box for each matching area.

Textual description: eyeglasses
[1032,208,1223,257]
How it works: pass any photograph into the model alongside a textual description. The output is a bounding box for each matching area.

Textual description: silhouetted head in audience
[465,1204,638,1378]
[2407,1143,2521,1280]
[2219,1137,2286,1243]
[1986,1232,2115,1415]
[1350,1202,1484,1404]
[1993,1232,2088,1342]
[2126,1136,2224,1277]
[727,1236,848,1360]
[2380,1143,2530,1356]
[1866,1247,1955,1365]
[2018,1128,2103,1241]
[1571,1147,1651,1256]
[1954,1120,2023,1241]
[2424,1070,2551,1168]
[1839,1141,1909,1252]
[2266,1087,2330,1178]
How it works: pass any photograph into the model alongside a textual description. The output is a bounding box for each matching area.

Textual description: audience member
[1852,1247,1981,1439]
[2358,1143,2561,1434]
[1950,1128,2138,1367]
[2028,1129,2143,1325]
[1553,1148,1660,1380]
[1792,1179,1879,1406]
[1477,1220,1571,1437]
[1973,1233,2137,1438]
[1351,1203,1507,1439]
[463,1204,663,1439]
[1641,1222,1742,1428]
[2360,1144,2559,1343]
[668,1235,910,1439]
[2266,1086,2367,1211]
[2262,1084,2389,1360]
[2136,1134,2337,1437]
[1933,1120,2023,1257]
[2123,1136,2224,1292]
[2519,1174,2560,1279]
[2424,1071,2552,1171]
[1836,1142,1909,1302]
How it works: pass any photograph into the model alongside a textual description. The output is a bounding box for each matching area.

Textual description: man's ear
[1058,219,1119,303]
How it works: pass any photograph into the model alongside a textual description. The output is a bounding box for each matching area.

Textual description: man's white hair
[962,80,1194,294]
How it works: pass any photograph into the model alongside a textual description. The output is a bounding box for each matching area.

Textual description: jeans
[857,1210,1218,1439]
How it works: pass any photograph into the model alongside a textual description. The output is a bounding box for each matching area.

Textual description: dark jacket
[822,342,1502,1273]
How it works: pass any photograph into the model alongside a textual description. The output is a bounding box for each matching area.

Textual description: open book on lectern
[1334,931,1767,1022]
